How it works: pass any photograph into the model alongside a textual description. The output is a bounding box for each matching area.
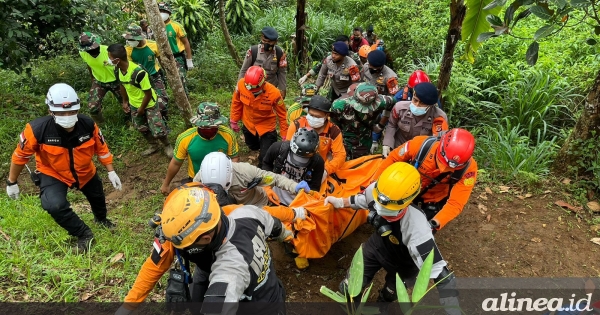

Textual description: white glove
[6,183,19,200]
[298,74,309,85]
[382,145,391,157]
[114,305,133,315]
[370,141,379,154]
[276,224,293,242]
[324,196,344,209]
[108,171,122,191]
[292,207,306,220]
[186,59,194,69]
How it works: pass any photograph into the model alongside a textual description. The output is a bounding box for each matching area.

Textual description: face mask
[198,127,219,140]
[409,103,428,116]
[54,114,78,129]
[160,12,170,21]
[106,58,119,66]
[126,40,139,48]
[369,67,381,74]
[263,43,273,51]
[374,202,407,222]
[353,37,361,42]
[306,113,325,128]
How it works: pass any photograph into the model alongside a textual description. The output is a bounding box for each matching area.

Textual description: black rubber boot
[75,229,95,253]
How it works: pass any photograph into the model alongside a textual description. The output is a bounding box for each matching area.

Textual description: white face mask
[306,113,326,128]
[106,58,118,66]
[160,13,170,21]
[126,40,139,48]
[54,114,78,129]
[373,201,400,217]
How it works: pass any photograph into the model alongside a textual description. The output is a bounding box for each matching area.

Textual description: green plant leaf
[529,5,553,20]
[477,31,497,42]
[570,0,591,8]
[512,8,531,27]
[486,14,504,26]
[355,283,374,315]
[320,286,346,303]
[462,0,503,62]
[533,25,555,41]
[412,251,435,303]
[550,0,568,9]
[396,273,412,314]
[526,41,540,65]
[348,245,365,298]
[504,4,516,25]
[586,38,597,45]
[595,26,600,35]
[484,0,507,10]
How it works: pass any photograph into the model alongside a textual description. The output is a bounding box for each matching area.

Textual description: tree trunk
[555,69,600,170]
[219,0,242,67]
[295,0,307,73]
[143,0,193,127]
[437,0,466,112]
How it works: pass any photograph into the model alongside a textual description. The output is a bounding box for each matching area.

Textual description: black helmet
[290,128,319,158]
[305,95,332,113]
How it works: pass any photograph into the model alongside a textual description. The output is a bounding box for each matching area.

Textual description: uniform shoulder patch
[387,77,399,94]
[279,53,288,68]
[399,142,409,156]
[464,178,475,186]
[151,238,163,264]
[348,65,360,81]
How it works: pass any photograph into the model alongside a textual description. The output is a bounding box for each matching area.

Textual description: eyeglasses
[374,183,419,206]
[245,82,262,91]
[439,142,465,168]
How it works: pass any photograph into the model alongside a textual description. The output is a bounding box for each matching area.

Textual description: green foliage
[171,0,212,44]
[565,130,600,192]
[462,0,503,62]
[224,0,260,34]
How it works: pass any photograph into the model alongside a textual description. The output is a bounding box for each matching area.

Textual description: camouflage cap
[301,84,317,97]
[123,23,144,41]
[158,2,172,13]
[354,82,378,105]
[191,102,228,128]
[78,32,100,51]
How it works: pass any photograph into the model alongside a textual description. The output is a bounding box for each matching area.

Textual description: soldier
[78,32,124,123]
[140,19,154,40]
[361,49,399,97]
[123,23,169,119]
[158,2,194,94]
[161,103,239,196]
[107,44,172,158]
[298,35,362,85]
[330,83,395,159]
[286,83,317,126]
[315,41,361,101]
[382,82,449,157]
[238,26,288,99]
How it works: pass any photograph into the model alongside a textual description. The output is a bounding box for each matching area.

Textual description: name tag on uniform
[340,75,349,81]
[45,137,61,144]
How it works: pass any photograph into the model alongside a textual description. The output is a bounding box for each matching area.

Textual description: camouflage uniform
[131,104,167,138]
[88,80,123,115]
[190,102,229,127]
[331,83,395,159]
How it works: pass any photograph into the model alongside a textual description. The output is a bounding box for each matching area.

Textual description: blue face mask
[409,103,428,116]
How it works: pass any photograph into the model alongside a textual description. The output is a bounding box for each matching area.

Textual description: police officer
[6,83,122,253]
[238,26,288,99]
[315,41,361,101]
[382,82,449,157]
[115,183,291,315]
[324,162,460,315]
[361,49,399,97]
[298,35,363,85]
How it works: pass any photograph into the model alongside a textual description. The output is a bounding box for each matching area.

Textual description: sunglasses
[374,183,419,206]
[439,143,465,168]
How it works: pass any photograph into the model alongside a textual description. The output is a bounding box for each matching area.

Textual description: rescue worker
[375,128,478,231]
[330,83,395,159]
[395,69,431,102]
[363,25,377,45]
[323,162,460,315]
[315,41,361,101]
[78,32,124,123]
[158,2,194,94]
[114,184,291,315]
[382,82,449,157]
[6,83,121,253]
[263,128,325,205]
[123,23,169,119]
[298,35,363,85]
[196,152,310,208]
[286,83,317,125]
[358,45,371,65]
[286,95,346,176]
[350,27,369,53]
[107,43,172,158]
[361,49,399,96]
[230,66,288,169]
[238,26,288,99]
[140,20,154,40]
[161,103,239,196]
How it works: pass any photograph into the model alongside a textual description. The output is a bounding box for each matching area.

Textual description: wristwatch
[6,179,17,186]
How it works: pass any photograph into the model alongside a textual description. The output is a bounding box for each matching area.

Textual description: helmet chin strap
[206,212,229,251]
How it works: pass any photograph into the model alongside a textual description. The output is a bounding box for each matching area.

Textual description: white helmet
[196,152,233,191]
[46,83,81,112]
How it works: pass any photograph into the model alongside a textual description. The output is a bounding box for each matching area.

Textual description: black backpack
[114,66,146,89]
[411,136,471,197]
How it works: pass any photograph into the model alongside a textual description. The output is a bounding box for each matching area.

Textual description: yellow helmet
[372,162,421,211]
[160,183,221,248]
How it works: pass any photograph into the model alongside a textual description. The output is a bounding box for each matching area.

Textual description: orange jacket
[286,117,347,175]
[230,79,289,138]
[11,115,113,188]
[375,136,478,229]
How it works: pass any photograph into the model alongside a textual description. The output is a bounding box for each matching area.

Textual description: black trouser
[413,198,446,221]
[39,172,107,237]
[242,126,278,169]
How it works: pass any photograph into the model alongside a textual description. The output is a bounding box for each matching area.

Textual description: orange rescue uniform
[375,136,478,229]
[230,78,289,139]
[286,117,347,175]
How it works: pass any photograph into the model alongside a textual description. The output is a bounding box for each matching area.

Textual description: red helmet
[408,70,431,88]
[244,66,267,93]
[436,128,475,169]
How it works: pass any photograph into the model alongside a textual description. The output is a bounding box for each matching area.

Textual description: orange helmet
[408,70,431,88]
[358,45,371,58]
[244,66,267,93]
[160,183,222,249]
